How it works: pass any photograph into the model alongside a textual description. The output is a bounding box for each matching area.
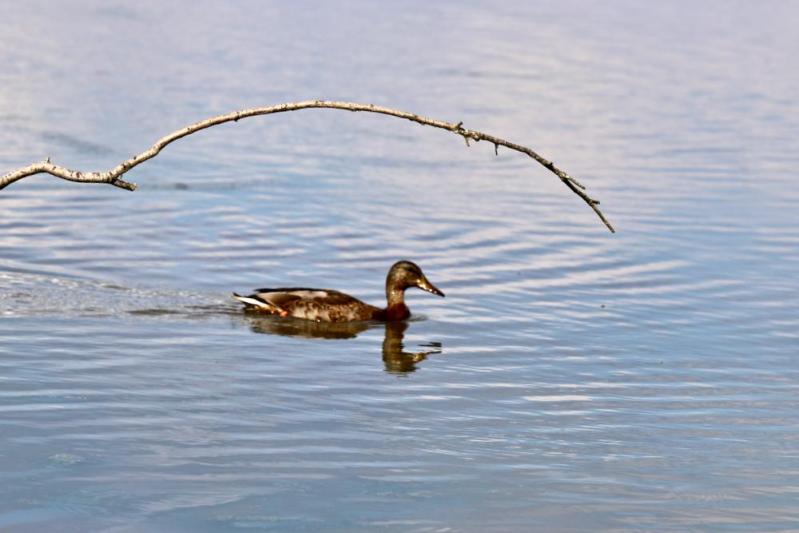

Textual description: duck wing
[234,288,378,321]
[252,288,360,306]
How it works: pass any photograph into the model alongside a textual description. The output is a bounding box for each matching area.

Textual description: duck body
[233,261,443,323]
[233,287,385,322]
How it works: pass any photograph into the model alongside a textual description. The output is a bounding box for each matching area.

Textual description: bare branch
[0,100,615,232]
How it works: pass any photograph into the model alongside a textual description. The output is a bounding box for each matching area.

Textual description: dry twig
[0,100,614,232]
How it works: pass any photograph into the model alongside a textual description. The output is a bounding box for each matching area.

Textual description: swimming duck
[233,260,444,322]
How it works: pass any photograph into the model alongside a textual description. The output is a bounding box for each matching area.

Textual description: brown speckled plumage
[233,260,444,323]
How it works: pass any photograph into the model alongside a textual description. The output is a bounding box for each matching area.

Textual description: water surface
[1,1,798,531]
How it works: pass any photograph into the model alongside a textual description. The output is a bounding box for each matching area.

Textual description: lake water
[2,1,798,531]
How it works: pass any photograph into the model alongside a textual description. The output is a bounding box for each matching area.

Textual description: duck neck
[385,286,410,320]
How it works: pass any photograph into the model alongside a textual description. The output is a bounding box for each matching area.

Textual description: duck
[233,260,444,322]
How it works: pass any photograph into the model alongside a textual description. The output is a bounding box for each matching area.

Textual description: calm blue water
[1,1,798,531]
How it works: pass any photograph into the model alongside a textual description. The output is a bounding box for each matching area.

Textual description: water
[2,1,798,531]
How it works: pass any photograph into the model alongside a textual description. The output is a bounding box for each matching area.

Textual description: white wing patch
[256,290,329,307]
[282,290,329,299]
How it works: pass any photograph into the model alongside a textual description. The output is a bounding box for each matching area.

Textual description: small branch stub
[0,100,614,232]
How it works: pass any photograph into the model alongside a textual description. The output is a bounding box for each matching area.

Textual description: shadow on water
[240,314,442,373]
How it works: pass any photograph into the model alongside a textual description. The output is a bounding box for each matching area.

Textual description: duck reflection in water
[381,321,441,373]
[242,315,441,373]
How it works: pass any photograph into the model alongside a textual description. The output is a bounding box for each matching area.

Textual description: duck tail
[232,292,277,311]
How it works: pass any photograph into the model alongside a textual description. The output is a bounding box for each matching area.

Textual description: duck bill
[418,277,445,297]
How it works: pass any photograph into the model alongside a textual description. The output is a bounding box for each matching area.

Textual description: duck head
[385,260,445,304]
